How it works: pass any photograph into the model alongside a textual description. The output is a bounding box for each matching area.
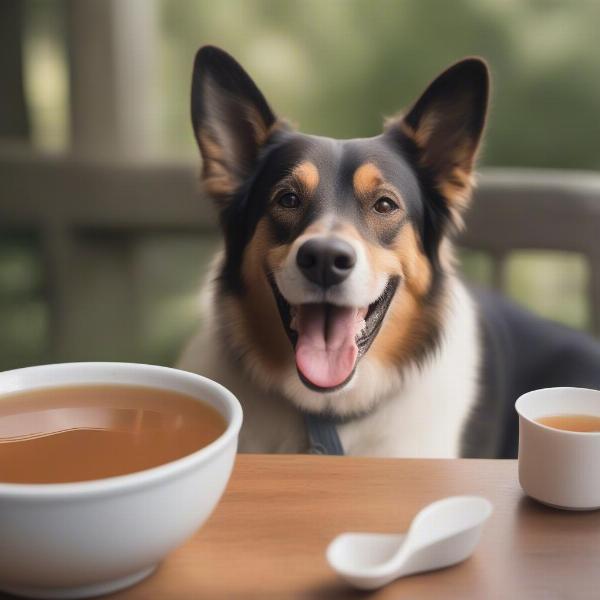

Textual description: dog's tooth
[358,319,367,334]
[290,316,297,331]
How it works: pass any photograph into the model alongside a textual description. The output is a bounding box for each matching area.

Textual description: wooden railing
[2,148,600,364]
[460,168,600,334]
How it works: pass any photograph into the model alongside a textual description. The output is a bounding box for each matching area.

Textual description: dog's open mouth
[269,276,399,392]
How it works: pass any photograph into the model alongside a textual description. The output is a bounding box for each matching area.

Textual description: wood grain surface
[106,455,600,599]
[10,455,600,599]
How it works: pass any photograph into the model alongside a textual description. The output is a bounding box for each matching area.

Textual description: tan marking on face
[332,221,402,283]
[231,219,293,371]
[353,163,384,198]
[362,242,400,279]
[352,222,429,291]
[292,161,320,195]
[394,225,432,297]
[352,166,406,244]
[370,290,431,366]
[368,224,433,367]
[371,291,413,362]
[265,243,290,273]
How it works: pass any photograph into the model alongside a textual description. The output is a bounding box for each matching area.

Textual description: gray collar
[304,398,386,455]
[305,412,345,455]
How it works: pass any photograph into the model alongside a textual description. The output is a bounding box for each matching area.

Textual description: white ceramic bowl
[0,362,242,599]
[516,387,600,510]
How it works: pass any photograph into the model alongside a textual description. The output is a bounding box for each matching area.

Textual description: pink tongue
[295,304,362,389]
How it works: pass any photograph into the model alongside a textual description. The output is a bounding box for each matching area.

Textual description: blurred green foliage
[159,0,600,169]
[0,235,48,370]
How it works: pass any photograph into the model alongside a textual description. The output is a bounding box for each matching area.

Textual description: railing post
[65,0,158,158]
[589,258,600,337]
[490,250,508,293]
[41,223,77,361]
[0,0,30,142]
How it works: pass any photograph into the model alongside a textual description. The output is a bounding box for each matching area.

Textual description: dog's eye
[278,192,301,209]
[373,197,399,214]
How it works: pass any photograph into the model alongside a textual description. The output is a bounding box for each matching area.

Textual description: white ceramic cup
[0,362,243,599]
[516,387,600,510]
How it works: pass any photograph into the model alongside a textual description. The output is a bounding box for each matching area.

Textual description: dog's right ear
[385,58,489,229]
[191,46,277,203]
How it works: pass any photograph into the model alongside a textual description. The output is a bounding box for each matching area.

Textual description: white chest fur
[338,281,481,457]
[178,279,481,458]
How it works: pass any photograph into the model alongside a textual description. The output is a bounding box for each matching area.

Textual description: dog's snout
[296,237,357,287]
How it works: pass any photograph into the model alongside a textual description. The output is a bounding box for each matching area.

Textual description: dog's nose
[296,237,357,287]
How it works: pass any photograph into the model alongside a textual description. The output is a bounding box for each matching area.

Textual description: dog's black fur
[465,289,600,457]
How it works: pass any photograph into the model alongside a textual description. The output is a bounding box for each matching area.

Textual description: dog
[178,46,600,458]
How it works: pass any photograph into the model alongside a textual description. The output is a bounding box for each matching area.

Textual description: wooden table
[46,455,600,598]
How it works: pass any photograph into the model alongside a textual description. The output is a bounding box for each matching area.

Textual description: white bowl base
[0,564,157,599]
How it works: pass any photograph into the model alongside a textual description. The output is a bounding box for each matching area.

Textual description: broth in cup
[516,387,600,510]
[536,414,600,433]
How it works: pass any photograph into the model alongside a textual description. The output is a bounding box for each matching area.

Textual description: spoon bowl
[327,496,493,590]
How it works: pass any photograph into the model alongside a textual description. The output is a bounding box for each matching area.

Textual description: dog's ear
[387,58,489,227]
[191,46,278,203]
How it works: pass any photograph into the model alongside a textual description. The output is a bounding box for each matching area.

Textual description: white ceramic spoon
[326,495,493,590]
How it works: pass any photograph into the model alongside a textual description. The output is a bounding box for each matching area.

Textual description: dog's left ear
[387,57,489,227]
[191,46,278,203]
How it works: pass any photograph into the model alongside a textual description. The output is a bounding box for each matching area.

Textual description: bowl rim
[515,386,600,437]
[0,362,243,499]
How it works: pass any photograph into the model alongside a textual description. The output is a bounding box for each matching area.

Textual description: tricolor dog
[179,46,600,458]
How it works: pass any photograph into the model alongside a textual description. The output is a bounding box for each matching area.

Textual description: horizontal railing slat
[2,149,600,342]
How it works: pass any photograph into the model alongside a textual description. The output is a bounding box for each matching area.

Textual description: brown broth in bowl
[536,414,600,433]
[0,385,226,484]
